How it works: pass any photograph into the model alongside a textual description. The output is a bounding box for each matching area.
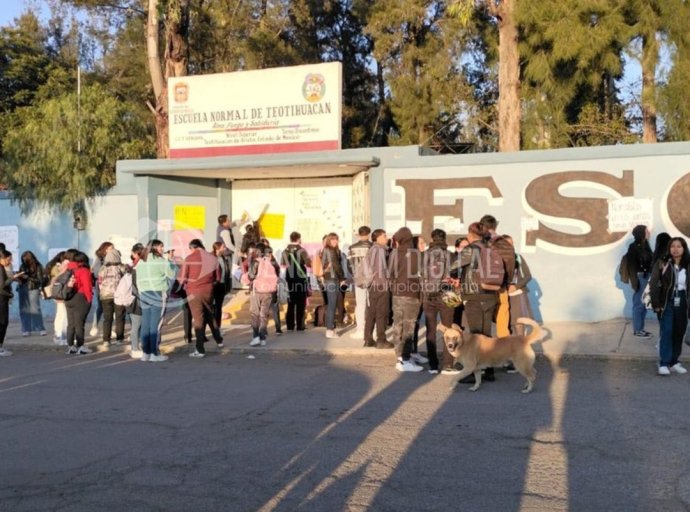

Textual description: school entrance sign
[168,63,342,158]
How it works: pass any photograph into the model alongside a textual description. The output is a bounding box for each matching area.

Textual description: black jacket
[281,244,310,284]
[626,241,653,292]
[649,258,690,314]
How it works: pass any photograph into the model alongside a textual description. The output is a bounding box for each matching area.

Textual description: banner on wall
[0,225,19,270]
[168,62,342,158]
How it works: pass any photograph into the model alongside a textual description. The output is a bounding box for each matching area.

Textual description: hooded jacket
[625,224,653,292]
[365,242,389,292]
[67,261,94,303]
[421,240,451,298]
[388,227,421,299]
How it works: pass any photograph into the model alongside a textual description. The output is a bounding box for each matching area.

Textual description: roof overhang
[117,150,380,180]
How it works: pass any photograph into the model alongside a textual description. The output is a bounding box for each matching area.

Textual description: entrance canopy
[118,150,379,180]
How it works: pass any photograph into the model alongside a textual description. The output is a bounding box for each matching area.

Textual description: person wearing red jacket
[64,250,94,355]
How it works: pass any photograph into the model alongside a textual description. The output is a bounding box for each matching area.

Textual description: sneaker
[428,369,439,375]
[504,362,517,373]
[671,363,688,374]
[634,331,652,338]
[39,330,47,336]
[658,366,671,376]
[376,341,394,349]
[410,353,429,365]
[140,353,150,362]
[250,337,261,346]
[276,330,283,336]
[260,339,266,346]
[66,346,78,355]
[325,330,338,339]
[0,348,13,357]
[189,350,205,358]
[396,359,423,372]
[441,367,461,375]
[89,326,98,337]
[216,342,224,349]
[149,354,168,362]
[77,346,92,355]
[130,350,143,359]
[21,332,30,337]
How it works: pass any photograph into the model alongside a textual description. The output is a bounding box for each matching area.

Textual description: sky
[0,0,41,26]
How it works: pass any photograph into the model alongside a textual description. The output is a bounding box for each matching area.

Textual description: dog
[438,318,544,393]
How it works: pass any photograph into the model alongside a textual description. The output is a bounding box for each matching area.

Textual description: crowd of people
[622,225,688,376]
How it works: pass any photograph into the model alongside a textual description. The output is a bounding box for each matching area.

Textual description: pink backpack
[253,256,278,293]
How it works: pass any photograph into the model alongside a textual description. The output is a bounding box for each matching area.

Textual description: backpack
[311,250,324,278]
[253,256,278,293]
[422,247,450,296]
[619,254,630,284]
[277,278,289,304]
[470,241,506,291]
[99,265,124,300]
[353,257,373,289]
[51,269,75,301]
[114,272,135,307]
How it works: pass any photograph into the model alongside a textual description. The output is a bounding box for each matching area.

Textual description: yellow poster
[174,205,206,230]
[259,213,285,239]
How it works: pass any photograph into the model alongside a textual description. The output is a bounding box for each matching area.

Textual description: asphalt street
[1,351,689,512]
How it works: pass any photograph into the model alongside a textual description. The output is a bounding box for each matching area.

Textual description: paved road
[1,352,689,512]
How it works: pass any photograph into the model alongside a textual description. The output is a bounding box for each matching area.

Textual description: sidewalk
[1,314,660,362]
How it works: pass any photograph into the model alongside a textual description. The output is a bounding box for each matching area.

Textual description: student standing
[64,250,94,355]
[248,243,280,346]
[347,226,372,338]
[321,233,347,339]
[98,249,127,345]
[649,237,690,376]
[0,250,20,356]
[625,225,654,338]
[16,251,47,336]
[136,240,176,362]
[281,232,311,332]
[363,230,394,349]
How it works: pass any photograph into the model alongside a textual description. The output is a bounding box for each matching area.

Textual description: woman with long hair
[89,242,114,337]
[649,237,690,376]
[0,250,21,356]
[16,250,47,336]
[45,251,68,344]
[321,233,346,339]
[136,239,176,362]
[64,250,94,354]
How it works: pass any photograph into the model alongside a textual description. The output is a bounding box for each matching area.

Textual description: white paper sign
[608,198,653,232]
[0,225,19,251]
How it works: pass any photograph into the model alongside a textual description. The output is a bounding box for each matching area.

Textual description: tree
[449,0,521,152]
[1,83,153,211]
[366,1,469,148]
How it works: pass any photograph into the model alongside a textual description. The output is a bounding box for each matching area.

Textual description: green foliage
[1,83,154,211]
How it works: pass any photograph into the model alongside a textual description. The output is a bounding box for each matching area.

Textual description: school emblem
[174,82,189,103]
[302,74,325,102]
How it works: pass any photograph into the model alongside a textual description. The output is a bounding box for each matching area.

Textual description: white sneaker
[326,330,338,339]
[260,339,266,346]
[396,359,423,372]
[21,332,30,337]
[77,346,92,355]
[89,326,98,337]
[140,353,150,362]
[39,330,47,336]
[0,348,13,357]
[658,366,671,376]
[149,354,168,362]
[671,363,688,374]
[189,350,205,358]
[130,350,143,359]
[216,342,224,349]
[428,369,439,375]
[250,337,261,346]
[410,353,429,365]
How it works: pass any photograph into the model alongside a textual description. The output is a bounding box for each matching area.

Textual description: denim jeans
[130,313,142,351]
[140,291,167,356]
[659,293,687,367]
[632,273,649,332]
[18,286,46,333]
[323,280,340,330]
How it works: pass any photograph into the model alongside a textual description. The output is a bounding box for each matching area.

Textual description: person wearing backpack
[64,250,94,355]
[479,215,514,338]
[15,251,48,337]
[98,249,127,345]
[125,243,144,359]
[458,222,500,381]
[347,226,372,339]
[503,235,535,336]
[248,243,280,346]
[177,239,224,358]
[211,241,232,331]
[421,228,455,374]
[624,225,654,338]
[281,231,311,332]
[136,240,177,362]
[45,251,69,345]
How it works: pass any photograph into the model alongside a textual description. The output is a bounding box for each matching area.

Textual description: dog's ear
[452,323,462,332]
[437,324,448,333]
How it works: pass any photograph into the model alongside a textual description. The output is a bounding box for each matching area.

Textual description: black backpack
[51,269,75,300]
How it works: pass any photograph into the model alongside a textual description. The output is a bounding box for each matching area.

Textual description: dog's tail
[517,317,543,344]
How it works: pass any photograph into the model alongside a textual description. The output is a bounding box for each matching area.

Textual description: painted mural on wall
[383,156,690,322]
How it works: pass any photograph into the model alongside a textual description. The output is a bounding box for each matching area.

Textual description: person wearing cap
[177,239,224,358]
[98,248,127,345]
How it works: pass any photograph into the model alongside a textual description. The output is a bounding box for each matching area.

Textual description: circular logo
[302,74,325,102]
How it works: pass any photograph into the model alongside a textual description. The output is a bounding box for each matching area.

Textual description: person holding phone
[1,250,22,356]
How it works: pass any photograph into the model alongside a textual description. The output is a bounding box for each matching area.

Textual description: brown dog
[438,318,543,393]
